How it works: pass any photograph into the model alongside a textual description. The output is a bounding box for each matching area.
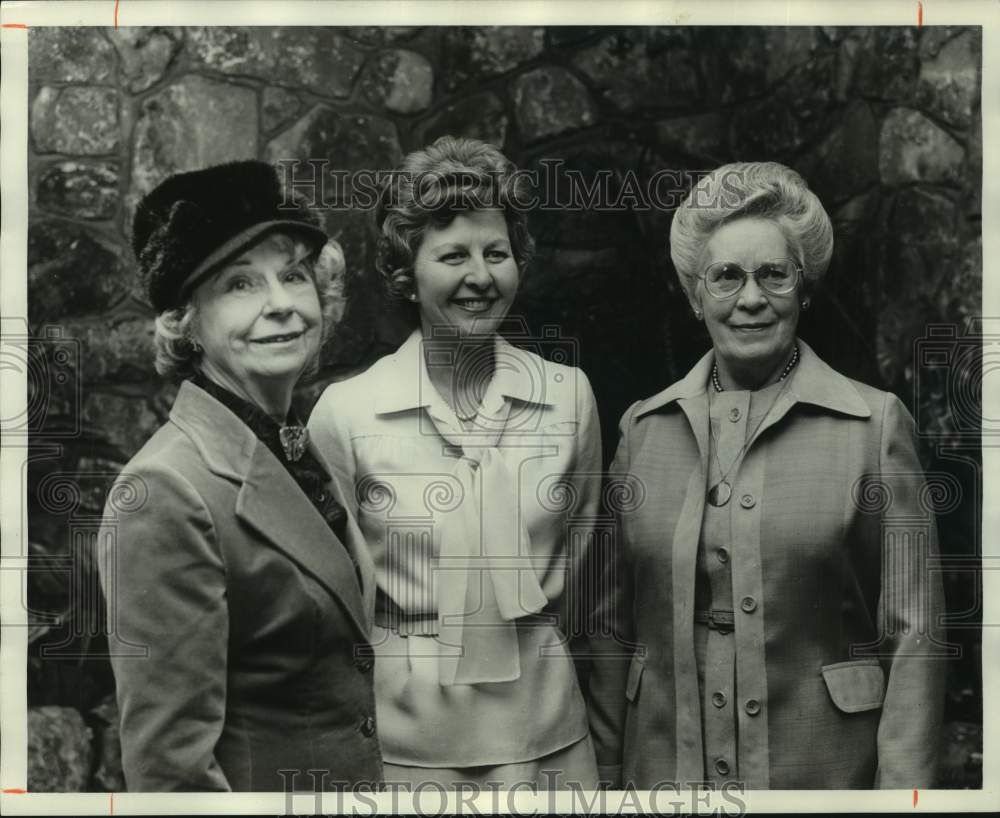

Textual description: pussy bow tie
[435,440,549,686]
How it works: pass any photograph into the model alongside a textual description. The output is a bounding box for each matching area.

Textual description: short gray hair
[669,162,834,299]
[152,232,343,381]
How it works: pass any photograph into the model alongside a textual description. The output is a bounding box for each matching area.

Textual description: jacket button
[745,698,762,716]
[714,758,730,776]
[317,491,327,502]
[360,716,377,737]
[711,690,727,708]
[740,595,757,613]
[729,407,741,422]
[739,493,756,509]
[717,547,729,564]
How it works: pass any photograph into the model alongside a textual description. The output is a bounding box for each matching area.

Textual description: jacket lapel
[235,444,369,639]
[170,380,369,639]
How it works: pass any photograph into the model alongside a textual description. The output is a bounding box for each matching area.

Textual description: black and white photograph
[0,0,994,813]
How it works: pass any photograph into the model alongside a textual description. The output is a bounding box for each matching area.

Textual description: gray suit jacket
[594,340,946,789]
[97,381,383,791]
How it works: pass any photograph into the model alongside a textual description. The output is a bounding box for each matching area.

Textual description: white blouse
[308,328,603,766]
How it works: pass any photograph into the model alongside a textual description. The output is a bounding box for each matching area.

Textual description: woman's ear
[685,284,703,320]
[315,239,347,283]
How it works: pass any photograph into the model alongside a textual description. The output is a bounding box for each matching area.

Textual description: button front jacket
[600,340,946,789]
[97,381,384,791]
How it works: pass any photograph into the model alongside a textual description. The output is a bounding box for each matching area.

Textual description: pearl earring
[693,309,703,320]
[801,298,810,310]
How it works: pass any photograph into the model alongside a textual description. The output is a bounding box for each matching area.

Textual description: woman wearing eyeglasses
[599,162,946,789]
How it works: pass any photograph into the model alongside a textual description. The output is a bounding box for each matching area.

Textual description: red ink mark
[114,0,120,29]
[918,1,923,27]
[913,789,919,807]
[2,788,27,794]
[1,23,28,29]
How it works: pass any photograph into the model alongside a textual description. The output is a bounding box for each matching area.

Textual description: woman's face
[191,233,322,398]
[412,209,519,340]
[692,216,802,382]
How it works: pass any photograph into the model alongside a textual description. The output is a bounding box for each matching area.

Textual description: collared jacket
[97,381,384,791]
[598,340,946,789]
[308,328,605,770]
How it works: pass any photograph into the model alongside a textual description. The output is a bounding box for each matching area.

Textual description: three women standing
[102,149,945,792]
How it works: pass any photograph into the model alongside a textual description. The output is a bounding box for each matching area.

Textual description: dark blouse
[190,373,352,558]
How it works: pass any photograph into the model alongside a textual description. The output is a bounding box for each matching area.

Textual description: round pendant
[707,480,732,507]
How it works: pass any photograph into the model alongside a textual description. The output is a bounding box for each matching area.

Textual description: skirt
[382,732,599,791]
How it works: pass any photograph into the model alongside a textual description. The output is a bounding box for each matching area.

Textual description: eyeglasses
[699,259,802,299]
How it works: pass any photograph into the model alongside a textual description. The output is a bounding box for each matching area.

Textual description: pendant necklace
[706,346,799,507]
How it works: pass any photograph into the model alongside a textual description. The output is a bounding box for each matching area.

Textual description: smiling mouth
[251,331,304,344]
[451,298,497,313]
[730,323,773,332]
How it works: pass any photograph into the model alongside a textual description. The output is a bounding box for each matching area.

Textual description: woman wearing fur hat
[97,160,383,791]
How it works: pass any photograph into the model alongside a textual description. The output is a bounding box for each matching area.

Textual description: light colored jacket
[97,381,383,791]
[308,328,604,768]
[600,340,947,789]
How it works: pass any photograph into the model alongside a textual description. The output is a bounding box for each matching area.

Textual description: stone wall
[24,26,982,789]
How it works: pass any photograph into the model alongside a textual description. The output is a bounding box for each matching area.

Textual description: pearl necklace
[711,344,800,393]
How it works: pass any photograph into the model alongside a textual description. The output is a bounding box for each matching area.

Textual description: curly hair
[669,161,834,299]
[153,231,343,381]
[374,136,536,303]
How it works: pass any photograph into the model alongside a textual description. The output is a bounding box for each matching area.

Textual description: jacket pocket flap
[821,660,885,713]
[625,654,645,702]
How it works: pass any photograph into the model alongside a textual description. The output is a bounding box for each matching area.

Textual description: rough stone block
[36,161,119,221]
[800,101,879,205]
[879,107,965,185]
[442,27,545,89]
[266,105,402,185]
[512,67,596,142]
[27,706,93,792]
[90,695,125,792]
[107,27,184,92]
[344,27,422,47]
[28,222,131,324]
[128,75,258,220]
[852,27,921,102]
[262,86,303,134]
[573,29,700,112]
[63,314,155,385]
[654,114,728,161]
[917,29,980,128]
[29,28,116,84]
[361,49,434,114]
[82,390,161,457]
[729,99,803,160]
[413,91,508,149]
[188,27,365,98]
[31,86,120,155]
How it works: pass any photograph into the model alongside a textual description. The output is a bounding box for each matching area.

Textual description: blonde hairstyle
[153,231,341,381]
[669,162,834,299]
[375,135,535,303]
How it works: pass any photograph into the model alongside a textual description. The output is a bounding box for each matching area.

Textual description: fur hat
[133,160,328,313]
